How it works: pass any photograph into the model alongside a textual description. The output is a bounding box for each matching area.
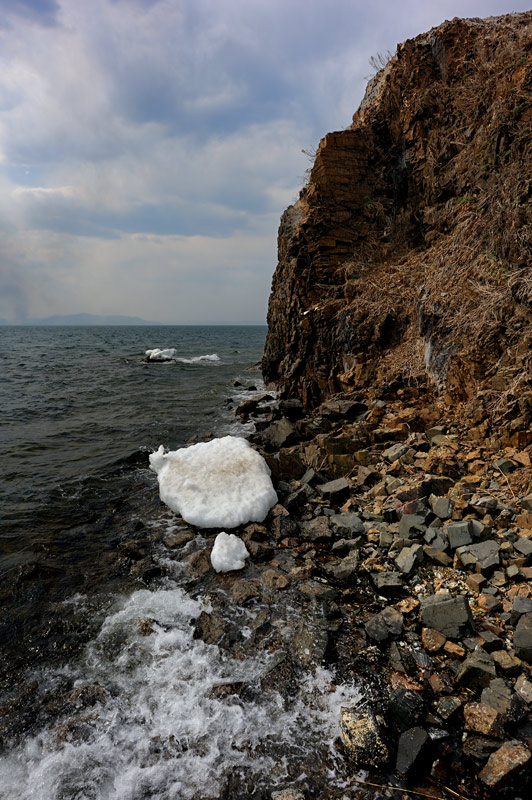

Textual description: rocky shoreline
[174,384,532,799]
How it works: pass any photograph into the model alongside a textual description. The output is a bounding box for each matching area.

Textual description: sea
[0,326,361,800]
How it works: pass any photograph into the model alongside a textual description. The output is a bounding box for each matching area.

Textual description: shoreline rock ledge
[256,9,532,799]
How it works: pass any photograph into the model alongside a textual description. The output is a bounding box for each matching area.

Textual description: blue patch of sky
[1,0,60,27]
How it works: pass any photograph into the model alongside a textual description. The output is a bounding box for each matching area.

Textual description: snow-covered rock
[149,435,278,528]
[210,532,249,573]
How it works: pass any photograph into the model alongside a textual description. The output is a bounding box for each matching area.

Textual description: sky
[1,0,531,323]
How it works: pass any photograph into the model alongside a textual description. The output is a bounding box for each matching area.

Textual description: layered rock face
[263,13,532,439]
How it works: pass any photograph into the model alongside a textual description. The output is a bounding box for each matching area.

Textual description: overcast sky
[1,0,530,323]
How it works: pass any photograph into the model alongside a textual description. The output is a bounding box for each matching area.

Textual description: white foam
[145,348,176,361]
[149,436,278,528]
[0,587,362,800]
[210,531,250,572]
[175,353,220,364]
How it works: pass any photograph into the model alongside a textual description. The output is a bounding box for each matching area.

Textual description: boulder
[365,606,403,643]
[456,540,500,575]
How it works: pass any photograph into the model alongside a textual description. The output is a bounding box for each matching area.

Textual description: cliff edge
[263,12,532,447]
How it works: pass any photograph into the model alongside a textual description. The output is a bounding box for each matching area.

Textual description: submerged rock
[340,707,388,767]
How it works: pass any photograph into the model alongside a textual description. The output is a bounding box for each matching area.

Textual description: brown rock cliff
[263,12,532,445]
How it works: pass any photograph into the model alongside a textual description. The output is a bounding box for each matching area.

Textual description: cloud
[1,0,531,322]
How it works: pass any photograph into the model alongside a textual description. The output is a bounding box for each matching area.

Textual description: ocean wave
[175,353,220,364]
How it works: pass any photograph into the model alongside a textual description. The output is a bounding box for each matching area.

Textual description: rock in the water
[420,594,473,639]
[479,741,531,789]
[340,708,388,767]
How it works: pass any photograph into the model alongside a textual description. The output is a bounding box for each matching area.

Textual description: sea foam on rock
[210,532,249,573]
[149,435,278,528]
[145,348,176,361]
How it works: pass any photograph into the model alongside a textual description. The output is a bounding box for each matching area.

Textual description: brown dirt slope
[263,12,532,445]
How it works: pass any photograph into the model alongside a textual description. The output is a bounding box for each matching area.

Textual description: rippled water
[0,325,362,799]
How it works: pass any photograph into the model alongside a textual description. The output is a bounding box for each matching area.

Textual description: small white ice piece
[145,348,176,361]
[149,435,278,528]
[210,531,249,573]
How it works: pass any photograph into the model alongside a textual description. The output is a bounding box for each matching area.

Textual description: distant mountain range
[0,313,162,326]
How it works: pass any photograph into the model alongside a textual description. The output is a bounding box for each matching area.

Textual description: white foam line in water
[0,587,361,800]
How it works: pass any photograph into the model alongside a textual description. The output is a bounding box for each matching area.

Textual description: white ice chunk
[149,435,278,528]
[210,532,249,573]
[145,348,176,361]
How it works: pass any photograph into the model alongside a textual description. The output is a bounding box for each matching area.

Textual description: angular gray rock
[455,540,500,575]
[514,612,532,663]
[395,544,424,575]
[398,514,426,539]
[329,512,365,537]
[396,727,429,775]
[445,520,473,549]
[456,649,496,690]
[420,594,473,639]
[365,606,403,643]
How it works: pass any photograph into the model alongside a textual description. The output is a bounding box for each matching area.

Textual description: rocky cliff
[263,12,532,445]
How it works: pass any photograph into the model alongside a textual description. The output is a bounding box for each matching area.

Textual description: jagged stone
[383,442,410,463]
[436,696,462,720]
[445,520,473,550]
[340,708,388,767]
[482,678,525,722]
[329,512,365,537]
[395,544,424,575]
[464,702,504,737]
[316,477,350,502]
[278,398,304,419]
[424,526,448,551]
[365,606,403,643]
[423,546,452,566]
[398,514,426,539]
[371,571,404,596]
[387,688,424,733]
[420,594,473,639]
[430,496,454,520]
[492,650,522,677]
[456,649,496,690]
[300,516,333,542]
[515,674,532,705]
[514,537,532,558]
[514,612,532,663]
[421,627,446,653]
[456,540,500,575]
[395,727,429,775]
[479,742,531,789]
[263,418,298,449]
[324,550,359,582]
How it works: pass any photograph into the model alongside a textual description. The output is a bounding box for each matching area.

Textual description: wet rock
[164,529,195,548]
[387,688,424,733]
[193,611,226,645]
[396,727,429,776]
[271,789,305,800]
[340,707,389,767]
[420,594,473,639]
[479,741,531,789]
[365,606,403,643]
[514,612,532,662]
[456,649,496,690]
[184,549,211,578]
[395,543,423,575]
[463,735,500,762]
[290,619,328,668]
[464,702,504,737]
[230,579,261,604]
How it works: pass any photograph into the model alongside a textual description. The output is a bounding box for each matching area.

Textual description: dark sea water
[0,325,360,800]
